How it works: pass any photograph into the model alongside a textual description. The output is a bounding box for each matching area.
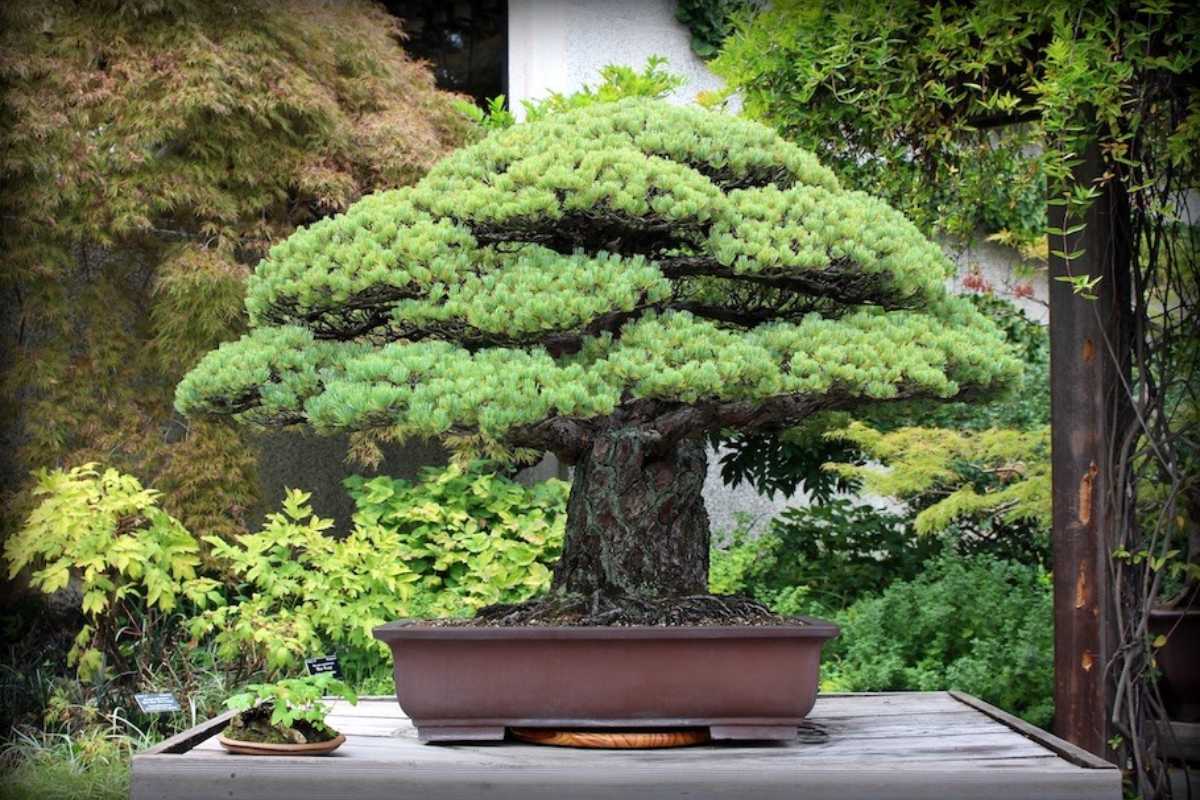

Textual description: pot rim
[373,617,840,642]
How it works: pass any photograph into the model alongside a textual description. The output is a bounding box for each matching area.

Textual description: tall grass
[0,708,151,800]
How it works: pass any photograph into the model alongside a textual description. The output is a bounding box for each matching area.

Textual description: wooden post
[1047,141,1129,759]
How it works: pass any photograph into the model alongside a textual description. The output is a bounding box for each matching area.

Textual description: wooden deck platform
[131,691,1120,799]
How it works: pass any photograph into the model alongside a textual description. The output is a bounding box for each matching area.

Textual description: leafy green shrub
[710,501,939,617]
[711,1,1049,244]
[826,554,1053,727]
[2,465,221,680]
[345,464,567,605]
[675,0,752,59]
[196,464,566,676]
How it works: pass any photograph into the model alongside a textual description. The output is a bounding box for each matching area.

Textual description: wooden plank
[1047,137,1129,759]
[188,719,1064,766]
[1157,719,1200,763]
[327,692,970,721]
[194,710,1023,757]
[319,710,994,742]
[170,746,1086,772]
[132,692,1123,800]
[140,709,235,755]
[950,691,1116,769]
[814,711,1008,741]
[131,756,1119,800]
[193,723,1051,766]
[811,691,967,717]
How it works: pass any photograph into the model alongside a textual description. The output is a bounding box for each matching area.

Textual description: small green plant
[224,675,357,745]
[456,56,686,130]
[452,94,516,132]
[3,464,222,680]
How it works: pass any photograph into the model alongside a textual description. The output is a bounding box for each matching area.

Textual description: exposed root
[450,591,785,627]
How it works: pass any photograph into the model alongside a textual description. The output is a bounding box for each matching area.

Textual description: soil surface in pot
[223,705,340,745]
[430,591,789,627]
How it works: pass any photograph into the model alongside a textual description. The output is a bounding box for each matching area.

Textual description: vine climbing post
[1047,139,1130,760]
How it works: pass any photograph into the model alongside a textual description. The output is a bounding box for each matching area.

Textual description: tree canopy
[0,0,466,540]
[177,99,1020,460]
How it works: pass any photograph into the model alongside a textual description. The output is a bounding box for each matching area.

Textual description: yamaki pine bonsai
[176,99,1020,739]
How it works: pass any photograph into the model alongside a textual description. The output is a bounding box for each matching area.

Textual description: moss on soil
[223,706,338,745]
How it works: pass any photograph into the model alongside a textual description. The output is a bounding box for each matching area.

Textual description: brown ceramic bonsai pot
[373,618,839,743]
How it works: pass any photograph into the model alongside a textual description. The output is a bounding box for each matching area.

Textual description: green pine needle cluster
[178,99,1021,453]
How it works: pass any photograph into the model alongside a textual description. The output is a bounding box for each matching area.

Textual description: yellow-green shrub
[194,464,567,676]
[3,464,221,680]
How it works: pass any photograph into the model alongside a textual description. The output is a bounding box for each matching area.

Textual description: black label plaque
[304,654,342,678]
[134,692,181,713]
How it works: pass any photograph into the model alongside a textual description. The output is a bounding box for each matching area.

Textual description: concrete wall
[507,0,729,116]
[948,237,1049,324]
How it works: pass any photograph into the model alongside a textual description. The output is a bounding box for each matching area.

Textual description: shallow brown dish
[217,732,346,756]
[375,619,839,743]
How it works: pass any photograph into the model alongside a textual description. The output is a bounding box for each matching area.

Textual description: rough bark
[551,426,710,598]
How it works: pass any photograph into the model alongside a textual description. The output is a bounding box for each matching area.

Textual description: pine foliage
[0,0,467,540]
[178,99,1021,456]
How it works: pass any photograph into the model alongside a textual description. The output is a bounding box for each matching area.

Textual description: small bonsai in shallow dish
[220,675,358,755]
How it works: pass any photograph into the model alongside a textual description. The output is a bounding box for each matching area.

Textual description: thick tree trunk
[551,427,710,599]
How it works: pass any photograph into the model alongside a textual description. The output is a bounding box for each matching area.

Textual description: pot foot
[416,725,506,743]
[709,725,798,741]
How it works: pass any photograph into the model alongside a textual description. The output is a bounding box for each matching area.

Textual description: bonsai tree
[224,674,357,746]
[177,99,1019,623]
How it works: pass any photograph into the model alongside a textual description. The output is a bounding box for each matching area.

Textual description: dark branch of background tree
[177,99,1020,621]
